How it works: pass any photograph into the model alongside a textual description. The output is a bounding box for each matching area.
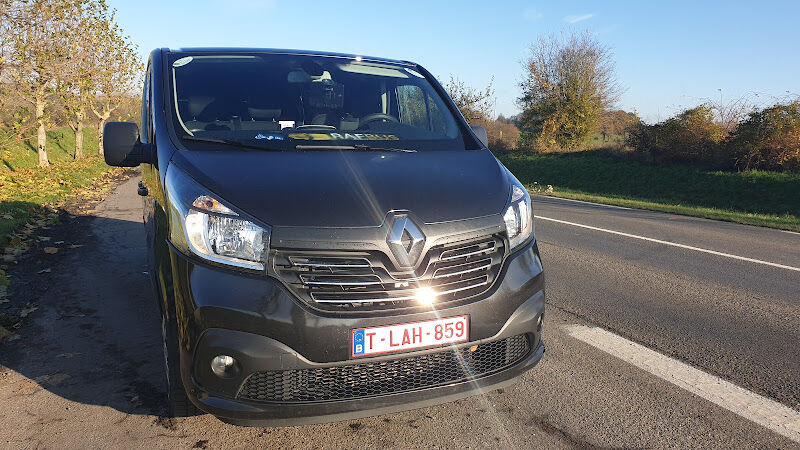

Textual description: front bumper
[168,238,546,426]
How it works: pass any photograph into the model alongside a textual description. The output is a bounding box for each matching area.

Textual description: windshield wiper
[181,135,281,151]
[294,144,417,153]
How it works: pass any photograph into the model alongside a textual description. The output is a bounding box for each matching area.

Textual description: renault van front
[103,48,545,426]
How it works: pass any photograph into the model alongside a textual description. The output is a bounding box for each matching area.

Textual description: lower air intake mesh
[237,334,529,403]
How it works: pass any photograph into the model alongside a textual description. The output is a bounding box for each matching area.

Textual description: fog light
[211,355,237,377]
[416,287,437,305]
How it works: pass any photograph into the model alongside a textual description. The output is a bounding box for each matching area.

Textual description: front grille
[237,334,530,403]
[274,234,506,311]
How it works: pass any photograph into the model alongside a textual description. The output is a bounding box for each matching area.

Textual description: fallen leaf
[53,241,65,245]
[128,394,142,407]
[38,236,50,242]
[43,247,58,254]
[35,373,70,387]
[37,268,51,274]
[0,325,12,342]
[67,244,83,249]
[20,304,38,317]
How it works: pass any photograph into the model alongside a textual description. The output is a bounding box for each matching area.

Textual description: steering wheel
[359,113,400,126]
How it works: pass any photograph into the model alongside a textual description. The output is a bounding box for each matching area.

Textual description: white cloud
[524,8,543,21]
[564,13,595,24]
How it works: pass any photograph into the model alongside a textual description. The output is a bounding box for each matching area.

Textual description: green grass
[1,127,100,172]
[583,133,626,150]
[499,151,800,231]
[0,127,114,247]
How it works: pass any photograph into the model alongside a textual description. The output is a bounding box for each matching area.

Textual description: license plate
[351,315,469,358]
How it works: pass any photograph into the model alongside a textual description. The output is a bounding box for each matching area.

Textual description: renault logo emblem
[387,215,425,267]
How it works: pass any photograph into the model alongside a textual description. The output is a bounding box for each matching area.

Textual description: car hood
[171,149,510,228]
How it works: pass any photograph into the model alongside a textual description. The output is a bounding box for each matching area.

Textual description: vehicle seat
[241,107,281,131]
[311,112,359,131]
[184,96,214,132]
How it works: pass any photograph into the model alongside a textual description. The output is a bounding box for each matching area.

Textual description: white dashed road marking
[538,216,800,273]
[564,325,800,444]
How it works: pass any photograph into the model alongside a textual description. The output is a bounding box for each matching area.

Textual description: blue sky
[112,0,799,123]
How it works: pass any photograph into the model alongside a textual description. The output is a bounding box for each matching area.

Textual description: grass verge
[1,127,100,171]
[0,155,118,245]
[499,152,800,232]
[0,128,116,247]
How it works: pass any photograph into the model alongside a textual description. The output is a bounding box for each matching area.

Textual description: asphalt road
[1,177,798,449]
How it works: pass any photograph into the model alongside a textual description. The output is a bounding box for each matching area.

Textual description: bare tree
[518,31,622,151]
[702,90,757,134]
[0,1,13,135]
[444,76,494,123]
[58,0,99,159]
[0,0,11,80]
[6,0,81,166]
[88,2,143,155]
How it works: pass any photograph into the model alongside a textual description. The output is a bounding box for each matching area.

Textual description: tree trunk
[74,110,84,159]
[97,112,109,156]
[35,96,49,167]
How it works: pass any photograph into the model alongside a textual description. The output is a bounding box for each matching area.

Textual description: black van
[103,48,545,426]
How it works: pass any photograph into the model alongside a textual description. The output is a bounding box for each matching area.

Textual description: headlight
[504,181,533,251]
[165,164,269,270]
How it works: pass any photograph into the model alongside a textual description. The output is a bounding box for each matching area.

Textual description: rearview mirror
[470,125,489,148]
[103,122,153,167]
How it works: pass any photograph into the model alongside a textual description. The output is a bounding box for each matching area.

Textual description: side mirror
[103,122,153,167]
[470,125,489,148]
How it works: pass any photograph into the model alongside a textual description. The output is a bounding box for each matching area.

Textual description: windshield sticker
[254,133,285,140]
[288,132,399,141]
[172,56,193,68]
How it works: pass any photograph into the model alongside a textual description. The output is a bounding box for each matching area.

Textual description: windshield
[167,52,466,151]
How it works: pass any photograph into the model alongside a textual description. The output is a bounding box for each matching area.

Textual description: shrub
[727,101,800,172]
[627,105,726,166]
[485,120,520,151]
[518,31,621,152]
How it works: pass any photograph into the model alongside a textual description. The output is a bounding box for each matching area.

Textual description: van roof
[166,47,417,67]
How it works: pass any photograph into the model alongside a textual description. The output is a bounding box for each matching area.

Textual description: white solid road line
[538,216,800,273]
[533,195,634,210]
[563,324,800,444]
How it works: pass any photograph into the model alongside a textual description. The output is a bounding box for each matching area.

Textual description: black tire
[161,310,201,417]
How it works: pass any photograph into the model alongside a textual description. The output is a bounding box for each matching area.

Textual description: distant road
[0,179,797,448]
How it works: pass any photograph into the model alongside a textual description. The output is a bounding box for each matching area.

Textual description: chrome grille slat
[433,260,492,279]
[275,234,506,310]
[311,274,486,298]
[303,280,384,287]
[312,276,489,303]
[291,261,371,269]
[297,264,382,289]
[439,243,495,261]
